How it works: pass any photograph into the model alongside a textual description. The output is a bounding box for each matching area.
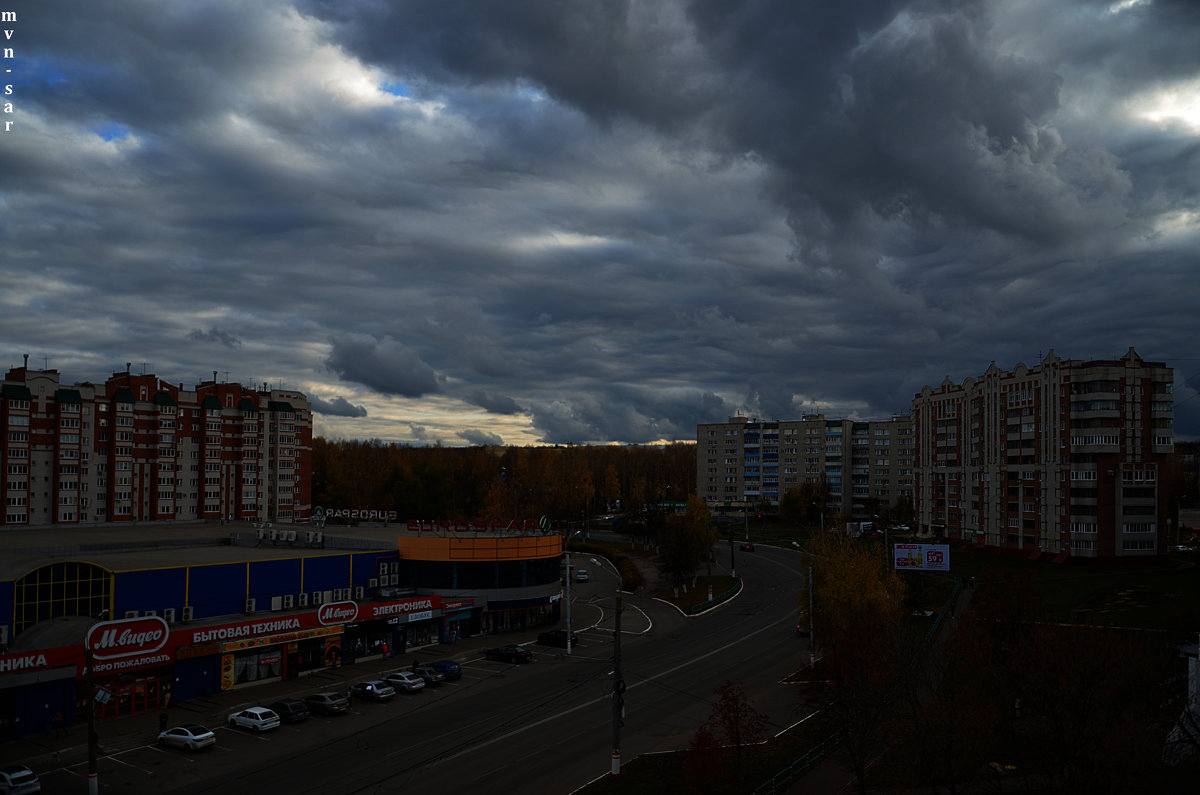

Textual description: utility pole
[611,586,624,776]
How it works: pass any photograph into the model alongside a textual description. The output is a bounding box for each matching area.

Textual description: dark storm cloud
[308,395,368,418]
[325,335,440,398]
[463,389,524,416]
[187,328,243,348]
[458,428,504,447]
[2,0,1198,445]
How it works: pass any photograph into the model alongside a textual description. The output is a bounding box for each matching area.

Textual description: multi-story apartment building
[1,358,312,527]
[696,414,915,518]
[912,348,1173,559]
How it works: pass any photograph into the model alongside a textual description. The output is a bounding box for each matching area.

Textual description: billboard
[893,543,950,572]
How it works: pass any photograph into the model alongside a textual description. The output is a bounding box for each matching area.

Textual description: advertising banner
[893,543,950,572]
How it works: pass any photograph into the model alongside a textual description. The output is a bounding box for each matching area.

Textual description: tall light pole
[86,648,98,795]
[728,526,736,578]
[808,562,816,668]
[611,586,624,776]
[564,530,580,655]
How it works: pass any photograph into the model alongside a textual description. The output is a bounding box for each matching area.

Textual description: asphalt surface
[2,538,945,792]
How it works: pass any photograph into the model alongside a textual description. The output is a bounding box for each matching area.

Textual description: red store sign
[86,616,170,660]
[0,596,447,681]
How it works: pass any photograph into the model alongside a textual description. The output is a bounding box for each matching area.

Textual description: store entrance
[89,666,173,721]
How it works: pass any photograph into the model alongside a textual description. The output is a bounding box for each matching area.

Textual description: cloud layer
[2,0,1198,444]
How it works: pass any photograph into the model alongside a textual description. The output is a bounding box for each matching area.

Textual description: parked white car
[228,706,281,732]
[158,724,217,751]
[0,765,41,795]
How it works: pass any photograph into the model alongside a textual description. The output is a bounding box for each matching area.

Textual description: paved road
[6,544,814,794]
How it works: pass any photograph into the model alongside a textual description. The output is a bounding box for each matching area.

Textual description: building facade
[0,522,562,741]
[696,414,915,518]
[912,348,1174,558]
[1,360,312,527]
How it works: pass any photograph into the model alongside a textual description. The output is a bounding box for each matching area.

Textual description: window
[14,561,113,634]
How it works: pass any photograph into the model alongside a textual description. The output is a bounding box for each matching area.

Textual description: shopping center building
[0,521,563,741]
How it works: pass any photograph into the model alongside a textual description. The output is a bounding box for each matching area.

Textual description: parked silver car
[350,680,396,701]
[384,670,426,692]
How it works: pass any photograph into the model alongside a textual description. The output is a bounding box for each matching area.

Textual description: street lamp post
[728,527,736,578]
[611,586,624,776]
[564,530,580,655]
[86,648,99,795]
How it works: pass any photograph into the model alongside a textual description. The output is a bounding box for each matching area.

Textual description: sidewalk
[0,629,507,774]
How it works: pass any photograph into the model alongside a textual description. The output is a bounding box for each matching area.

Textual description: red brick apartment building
[913,348,1174,559]
[1,358,312,527]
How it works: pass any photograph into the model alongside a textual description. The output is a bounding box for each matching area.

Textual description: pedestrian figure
[159,711,168,733]
[412,657,419,671]
[54,711,66,737]
[345,685,353,702]
[950,602,956,619]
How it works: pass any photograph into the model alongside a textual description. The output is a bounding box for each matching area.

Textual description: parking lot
[3,617,621,795]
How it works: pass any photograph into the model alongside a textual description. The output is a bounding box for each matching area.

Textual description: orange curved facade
[395,534,562,562]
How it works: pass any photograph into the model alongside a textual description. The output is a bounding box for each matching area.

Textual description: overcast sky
[3,0,1198,445]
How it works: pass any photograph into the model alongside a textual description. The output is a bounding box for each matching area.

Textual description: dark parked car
[412,666,445,686]
[484,645,532,663]
[304,691,349,715]
[430,659,462,681]
[268,698,309,723]
[537,629,579,648]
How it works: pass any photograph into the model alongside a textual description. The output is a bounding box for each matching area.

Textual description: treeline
[311,438,696,523]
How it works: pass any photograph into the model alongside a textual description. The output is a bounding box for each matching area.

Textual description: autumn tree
[658,496,713,591]
[705,681,768,778]
[310,438,697,525]
[683,722,723,792]
[804,534,907,793]
[779,482,829,529]
[602,462,621,510]
[893,571,1187,794]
